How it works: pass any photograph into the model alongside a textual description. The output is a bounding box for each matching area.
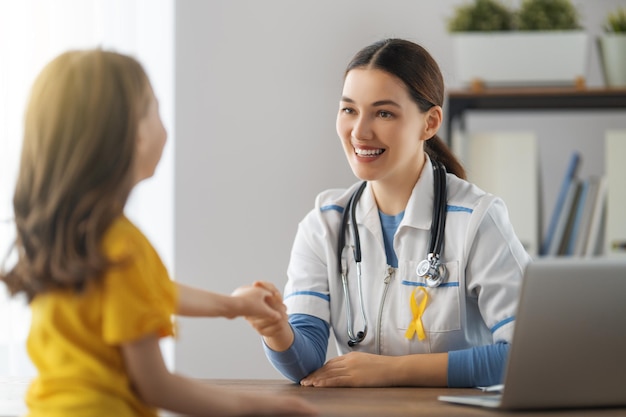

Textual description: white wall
[174,0,626,379]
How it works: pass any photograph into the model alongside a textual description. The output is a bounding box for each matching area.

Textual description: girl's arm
[175,282,281,320]
[121,333,318,417]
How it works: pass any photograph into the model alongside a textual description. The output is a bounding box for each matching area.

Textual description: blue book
[541,151,581,256]
[548,179,581,256]
[565,179,589,256]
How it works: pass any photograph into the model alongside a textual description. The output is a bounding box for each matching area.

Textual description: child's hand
[252,281,284,310]
[230,283,283,321]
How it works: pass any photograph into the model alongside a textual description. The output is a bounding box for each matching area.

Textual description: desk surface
[175,379,626,417]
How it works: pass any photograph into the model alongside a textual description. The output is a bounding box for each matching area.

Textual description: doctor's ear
[422,106,442,140]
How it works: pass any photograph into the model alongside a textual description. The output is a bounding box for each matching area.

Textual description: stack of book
[540,151,608,257]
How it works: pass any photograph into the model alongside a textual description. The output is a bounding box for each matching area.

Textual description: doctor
[243,38,531,388]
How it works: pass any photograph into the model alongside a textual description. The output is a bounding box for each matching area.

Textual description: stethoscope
[337,160,448,347]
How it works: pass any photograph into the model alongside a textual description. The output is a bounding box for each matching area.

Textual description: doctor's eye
[340,107,356,115]
[377,110,394,119]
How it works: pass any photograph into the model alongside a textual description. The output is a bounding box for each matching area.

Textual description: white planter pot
[452,31,589,87]
[598,34,626,88]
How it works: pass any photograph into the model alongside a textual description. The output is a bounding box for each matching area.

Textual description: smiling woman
[0,0,174,378]
[238,38,531,390]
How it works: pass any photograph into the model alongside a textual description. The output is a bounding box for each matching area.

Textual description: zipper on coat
[376,266,395,355]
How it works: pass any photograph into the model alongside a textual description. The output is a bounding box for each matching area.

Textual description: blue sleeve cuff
[447,342,509,387]
[263,313,329,383]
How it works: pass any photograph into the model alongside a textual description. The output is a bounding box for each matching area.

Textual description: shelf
[445,87,626,144]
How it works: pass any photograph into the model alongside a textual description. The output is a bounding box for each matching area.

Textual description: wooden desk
[445,87,626,144]
[163,379,626,417]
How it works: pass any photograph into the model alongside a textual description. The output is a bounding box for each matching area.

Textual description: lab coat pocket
[396,260,461,333]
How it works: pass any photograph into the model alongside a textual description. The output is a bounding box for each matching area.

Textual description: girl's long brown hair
[1,49,151,301]
[345,38,466,179]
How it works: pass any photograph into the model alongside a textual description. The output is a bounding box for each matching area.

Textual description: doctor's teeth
[355,148,383,156]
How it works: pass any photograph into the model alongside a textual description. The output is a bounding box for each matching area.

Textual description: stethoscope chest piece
[416,253,447,288]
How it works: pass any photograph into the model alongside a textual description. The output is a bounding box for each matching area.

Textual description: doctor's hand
[244,281,288,335]
[300,352,398,388]
[239,281,295,352]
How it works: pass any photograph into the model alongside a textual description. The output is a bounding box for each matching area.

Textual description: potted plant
[515,0,580,30]
[448,0,589,88]
[447,0,513,32]
[598,7,626,87]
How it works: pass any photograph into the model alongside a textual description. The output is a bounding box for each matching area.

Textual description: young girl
[243,38,531,388]
[0,49,317,417]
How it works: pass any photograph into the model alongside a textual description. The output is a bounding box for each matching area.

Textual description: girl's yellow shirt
[25,216,177,417]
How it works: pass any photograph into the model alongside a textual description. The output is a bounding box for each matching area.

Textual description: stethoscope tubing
[338,160,447,346]
[432,161,447,256]
[338,181,368,346]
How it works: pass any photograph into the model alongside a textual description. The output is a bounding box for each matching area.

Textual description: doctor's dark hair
[345,38,466,180]
[0,49,152,301]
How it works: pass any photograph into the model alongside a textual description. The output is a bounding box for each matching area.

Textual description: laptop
[439,257,626,410]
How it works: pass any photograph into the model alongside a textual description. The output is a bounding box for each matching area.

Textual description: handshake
[231,281,294,351]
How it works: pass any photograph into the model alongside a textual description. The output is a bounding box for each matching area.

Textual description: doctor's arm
[254,308,504,387]
[240,282,329,382]
[263,314,330,382]
[299,343,507,388]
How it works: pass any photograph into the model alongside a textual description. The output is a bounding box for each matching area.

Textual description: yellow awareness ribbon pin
[405,286,429,341]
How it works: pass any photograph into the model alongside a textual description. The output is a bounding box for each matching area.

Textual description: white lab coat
[284,157,531,357]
